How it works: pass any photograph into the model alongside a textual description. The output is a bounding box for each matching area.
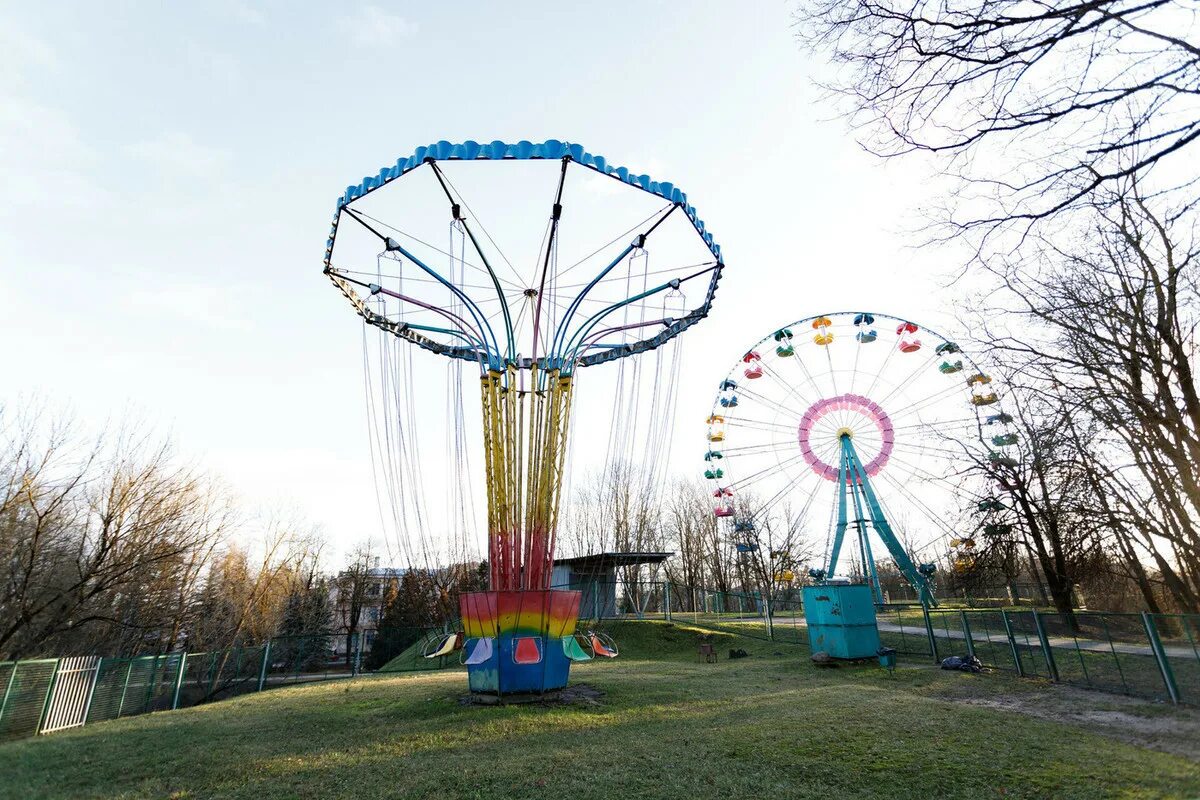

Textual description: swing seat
[562,635,592,662]
[463,637,494,665]
[590,633,618,658]
[513,636,542,664]
[424,632,462,658]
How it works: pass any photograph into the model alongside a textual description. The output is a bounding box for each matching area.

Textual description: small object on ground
[729,648,749,659]
[811,650,835,667]
[698,641,717,663]
[877,646,897,676]
[940,655,983,673]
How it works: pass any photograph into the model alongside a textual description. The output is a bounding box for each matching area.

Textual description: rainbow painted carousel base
[459,589,583,697]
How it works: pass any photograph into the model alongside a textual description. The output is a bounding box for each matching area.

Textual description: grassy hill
[1,621,1197,799]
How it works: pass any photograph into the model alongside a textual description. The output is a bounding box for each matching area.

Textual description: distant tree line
[0,405,339,661]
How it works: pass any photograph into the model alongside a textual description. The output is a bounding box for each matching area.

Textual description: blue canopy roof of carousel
[328,138,722,262]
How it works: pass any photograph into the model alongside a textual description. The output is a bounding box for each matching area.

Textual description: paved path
[696,614,1197,660]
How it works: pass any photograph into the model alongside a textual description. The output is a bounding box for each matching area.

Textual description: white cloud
[338,5,417,46]
[121,281,256,333]
[0,26,57,86]
[125,131,232,178]
[228,1,267,25]
[0,95,112,217]
[187,43,242,86]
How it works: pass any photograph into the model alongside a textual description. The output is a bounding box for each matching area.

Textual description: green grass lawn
[1,621,1197,800]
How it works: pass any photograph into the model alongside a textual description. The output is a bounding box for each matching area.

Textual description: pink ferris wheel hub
[798,393,895,481]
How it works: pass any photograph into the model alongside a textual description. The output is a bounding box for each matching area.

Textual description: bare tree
[731,498,814,610]
[797,1,1200,612]
[795,0,1200,236]
[661,479,714,597]
[971,184,1200,610]
[0,412,229,659]
[975,390,1105,615]
[335,542,377,666]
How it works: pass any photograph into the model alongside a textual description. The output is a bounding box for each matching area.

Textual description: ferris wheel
[703,312,1016,606]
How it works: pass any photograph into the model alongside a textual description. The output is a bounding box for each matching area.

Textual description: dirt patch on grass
[457,683,606,708]
[954,687,1200,761]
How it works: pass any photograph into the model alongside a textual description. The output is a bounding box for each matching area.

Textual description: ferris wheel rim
[703,310,1016,563]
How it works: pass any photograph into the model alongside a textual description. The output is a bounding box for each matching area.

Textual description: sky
[1,2,971,565]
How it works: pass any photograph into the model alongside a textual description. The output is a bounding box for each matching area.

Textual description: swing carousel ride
[705,312,1016,606]
[324,139,723,697]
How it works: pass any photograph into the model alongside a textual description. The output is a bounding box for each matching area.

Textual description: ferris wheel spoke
[863,335,901,398]
[892,416,981,432]
[848,336,863,396]
[874,349,942,409]
[886,437,965,465]
[824,345,839,396]
[733,385,804,424]
[727,417,800,434]
[887,443,973,470]
[720,440,796,456]
[744,467,819,524]
[729,450,809,493]
[759,362,818,414]
[874,471,963,540]
[888,426,972,455]
[888,382,972,425]
[782,348,829,409]
[878,447,975,491]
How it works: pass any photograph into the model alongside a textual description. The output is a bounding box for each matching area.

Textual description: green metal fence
[0,627,461,745]
[0,659,58,742]
[6,590,1198,746]
[562,577,1200,706]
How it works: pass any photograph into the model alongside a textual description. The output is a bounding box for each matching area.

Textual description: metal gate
[40,656,100,734]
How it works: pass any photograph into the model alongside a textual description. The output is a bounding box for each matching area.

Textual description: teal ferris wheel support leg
[824,448,851,578]
[848,476,885,605]
[838,435,938,608]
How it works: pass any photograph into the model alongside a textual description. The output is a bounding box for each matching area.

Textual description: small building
[329,564,406,658]
[551,552,673,619]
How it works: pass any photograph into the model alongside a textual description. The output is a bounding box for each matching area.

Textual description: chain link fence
[564,578,1200,706]
[4,585,1197,745]
[0,627,455,744]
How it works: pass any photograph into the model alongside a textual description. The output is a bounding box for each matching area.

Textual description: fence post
[36,660,61,734]
[664,582,672,621]
[353,633,363,677]
[171,653,188,710]
[1031,610,1060,682]
[116,659,134,718]
[142,655,159,711]
[922,604,939,663]
[1001,610,1024,677]
[0,662,18,724]
[1142,613,1180,705]
[959,610,976,660]
[80,659,101,725]
[258,639,272,692]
